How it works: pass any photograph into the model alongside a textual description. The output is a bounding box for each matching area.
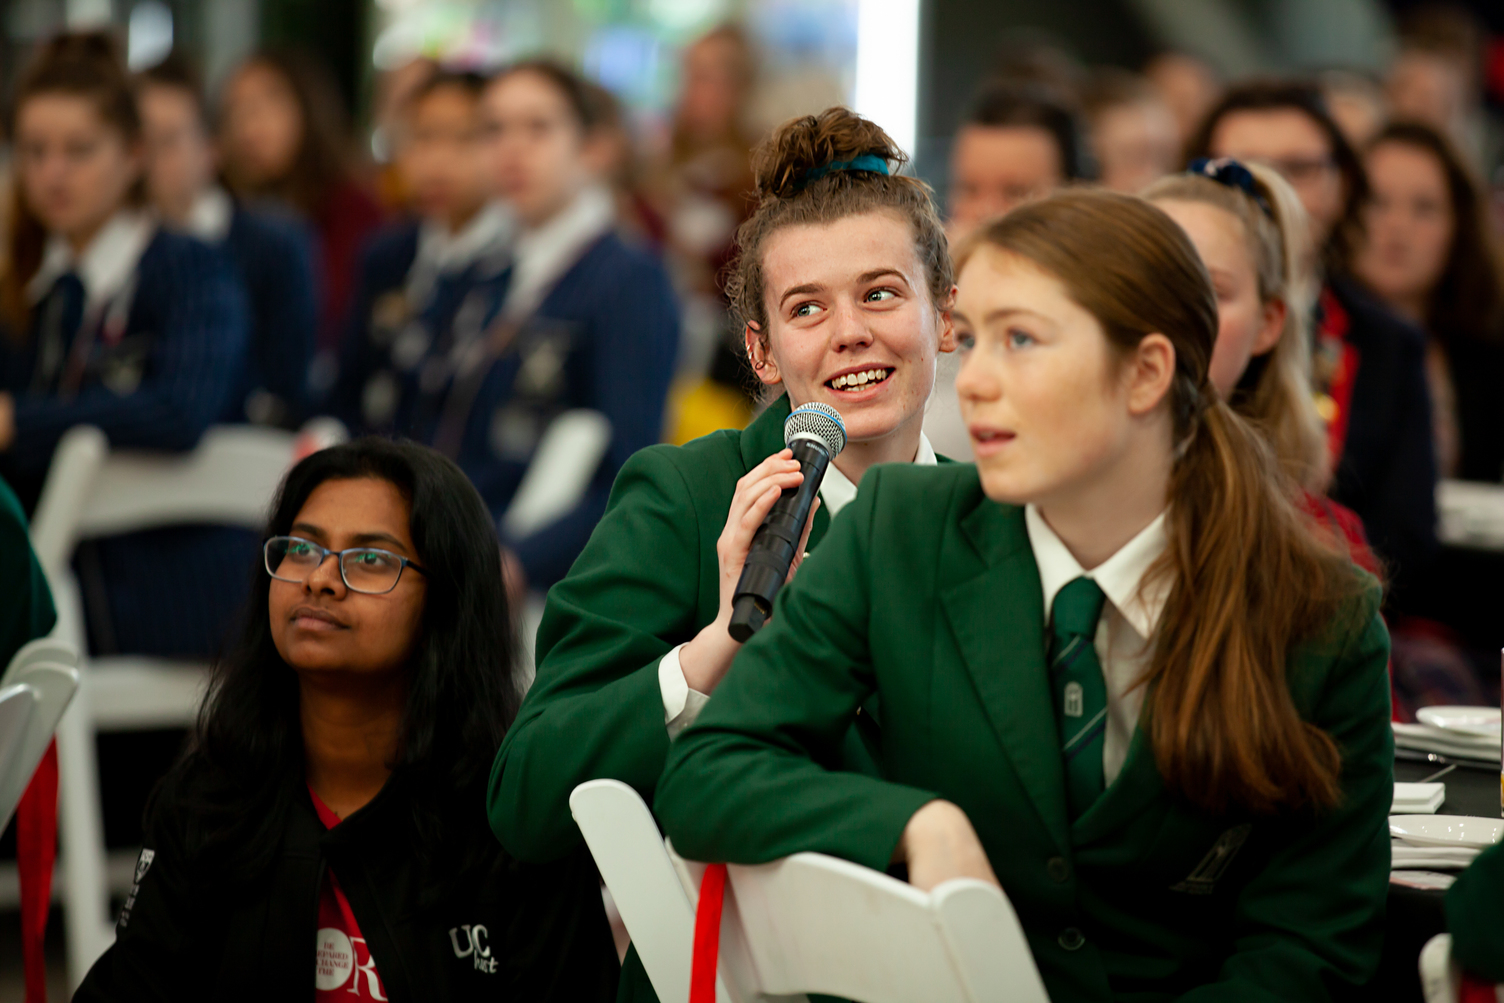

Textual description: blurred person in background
[1189,81,1440,608]
[74,439,618,1002]
[1387,4,1500,177]
[0,32,252,660]
[436,58,677,594]
[1144,51,1222,150]
[945,79,1087,242]
[928,79,1087,460]
[1147,161,1329,497]
[1082,68,1180,194]
[1358,121,1504,484]
[656,25,760,443]
[219,49,385,386]
[1320,69,1389,150]
[136,52,317,429]
[328,70,510,437]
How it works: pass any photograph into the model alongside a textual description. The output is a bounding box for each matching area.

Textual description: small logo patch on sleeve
[118,848,156,929]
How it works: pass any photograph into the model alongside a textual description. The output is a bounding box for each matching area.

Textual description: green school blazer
[489,393,922,861]
[1446,839,1504,981]
[657,462,1394,1003]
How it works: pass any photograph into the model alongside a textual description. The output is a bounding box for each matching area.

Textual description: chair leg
[55,676,114,987]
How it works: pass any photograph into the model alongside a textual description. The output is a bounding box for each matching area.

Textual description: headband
[803,153,891,185]
[1187,158,1274,219]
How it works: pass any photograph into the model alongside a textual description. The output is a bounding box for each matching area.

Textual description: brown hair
[1367,121,1503,344]
[3,30,143,335]
[486,58,607,135]
[727,107,952,344]
[219,49,356,218]
[962,190,1361,815]
[1143,162,1329,491]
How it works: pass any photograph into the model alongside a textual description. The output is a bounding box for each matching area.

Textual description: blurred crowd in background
[0,0,1503,960]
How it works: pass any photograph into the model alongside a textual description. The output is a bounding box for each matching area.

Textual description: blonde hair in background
[1142,162,1329,493]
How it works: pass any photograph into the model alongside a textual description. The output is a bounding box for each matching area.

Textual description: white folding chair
[570,779,730,1003]
[665,841,1051,1003]
[501,409,611,686]
[0,683,41,826]
[0,639,80,830]
[28,424,297,986]
[1420,933,1504,1003]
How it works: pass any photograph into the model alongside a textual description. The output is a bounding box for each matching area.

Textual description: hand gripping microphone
[728,402,846,642]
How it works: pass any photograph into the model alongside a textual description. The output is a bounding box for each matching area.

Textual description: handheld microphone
[728,402,846,642]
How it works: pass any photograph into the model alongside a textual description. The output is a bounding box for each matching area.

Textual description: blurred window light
[646,0,728,34]
[127,1,174,69]
[67,0,113,29]
[584,25,663,109]
[854,0,919,158]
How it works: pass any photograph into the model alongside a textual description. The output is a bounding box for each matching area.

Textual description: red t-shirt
[309,786,389,1001]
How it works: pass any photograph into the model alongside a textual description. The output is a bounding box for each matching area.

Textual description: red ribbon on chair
[689,862,727,1003]
[16,740,59,1003]
[1460,974,1500,1003]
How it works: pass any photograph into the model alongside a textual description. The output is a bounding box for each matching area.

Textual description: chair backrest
[2,638,79,684]
[666,844,1051,1003]
[0,665,78,830]
[29,424,296,576]
[570,779,727,1003]
[502,409,611,540]
[0,683,40,829]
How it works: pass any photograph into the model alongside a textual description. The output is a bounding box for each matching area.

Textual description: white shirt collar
[28,209,157,309]
[503,184,615,321]
[819,432,938,518]
[1024,505,1170,641]
[182,186,234,244]
[414,200,513,276]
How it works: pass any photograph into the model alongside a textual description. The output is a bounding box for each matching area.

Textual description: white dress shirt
[659,433,938,737]
[1023,505,1170,785]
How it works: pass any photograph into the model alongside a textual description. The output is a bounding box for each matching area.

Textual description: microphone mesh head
[784,402,846,456]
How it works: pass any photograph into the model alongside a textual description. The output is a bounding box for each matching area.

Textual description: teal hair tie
[803,153,890,185]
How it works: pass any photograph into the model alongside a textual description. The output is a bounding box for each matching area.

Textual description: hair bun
[753,106,906,201]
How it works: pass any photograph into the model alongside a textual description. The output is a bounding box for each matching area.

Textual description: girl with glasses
[489,107,955,1000]
[656,190,1392,1001]
[75,438,618,1002]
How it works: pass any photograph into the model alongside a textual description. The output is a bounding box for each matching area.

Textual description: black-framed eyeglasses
[264,536,427,595]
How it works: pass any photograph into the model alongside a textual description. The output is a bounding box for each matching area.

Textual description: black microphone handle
[728,438,832,642]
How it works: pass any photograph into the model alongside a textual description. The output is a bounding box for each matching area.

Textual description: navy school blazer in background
[340,229,679,591]
[217,204,317,427]
[657,462,1394,1003]
[0,229,255,658]
[325,219,502,432]
[1325,275,1439,607]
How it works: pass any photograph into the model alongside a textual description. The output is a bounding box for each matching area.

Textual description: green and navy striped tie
[1050,576,1108,820]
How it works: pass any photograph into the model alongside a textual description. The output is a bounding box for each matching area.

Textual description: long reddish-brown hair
[3,31,143,336]
[963,190,1365,815]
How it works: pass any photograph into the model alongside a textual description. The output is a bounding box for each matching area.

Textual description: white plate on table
[1390,815,1504,849]
[1416,706,1502,740]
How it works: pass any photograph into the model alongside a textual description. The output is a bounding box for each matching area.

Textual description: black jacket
[74,765,619,1002]
[1439,328,1504,484]
[1326,275,1439,602]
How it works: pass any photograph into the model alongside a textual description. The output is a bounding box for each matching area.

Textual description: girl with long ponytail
[656,188,1392,1001]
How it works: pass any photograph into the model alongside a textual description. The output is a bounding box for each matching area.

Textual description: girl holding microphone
[489,107,955,997]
